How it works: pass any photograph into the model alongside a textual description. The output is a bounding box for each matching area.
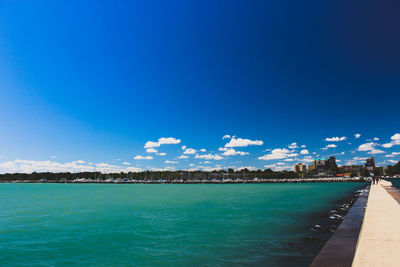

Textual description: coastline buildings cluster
[292,156,377,177]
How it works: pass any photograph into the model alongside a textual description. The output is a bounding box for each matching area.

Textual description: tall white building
[293,163,307,173]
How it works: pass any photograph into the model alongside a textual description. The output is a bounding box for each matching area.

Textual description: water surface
[387,178,400,189]
[0,183,365,266]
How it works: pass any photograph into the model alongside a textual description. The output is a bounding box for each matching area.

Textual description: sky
[0,0,399,173]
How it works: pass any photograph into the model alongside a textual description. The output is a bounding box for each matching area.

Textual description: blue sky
[0,0,399,173]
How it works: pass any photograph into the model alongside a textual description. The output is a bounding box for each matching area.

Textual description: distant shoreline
[0,177,370,184]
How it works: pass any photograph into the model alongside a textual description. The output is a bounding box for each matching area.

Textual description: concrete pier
[310,186,369,267]
[352,180,400,266]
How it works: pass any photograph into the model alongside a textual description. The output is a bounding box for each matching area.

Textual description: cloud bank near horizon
[1,133,399,174]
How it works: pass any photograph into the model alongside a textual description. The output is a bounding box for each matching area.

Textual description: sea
[388,178,400,189]
[0,182,366,266]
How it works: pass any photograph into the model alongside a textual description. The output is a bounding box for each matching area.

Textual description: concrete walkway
[352,180,400,266]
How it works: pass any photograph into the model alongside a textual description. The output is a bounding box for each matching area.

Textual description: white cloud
[355,133,361,139]
[183,148,196,154]
[144,137,181,148]
[155,137,181,145]
[195,154,223,160]
[264,164,290,171]
[0,159,143,174]
[302,156,314,163]
[322,144,337,150]
[122,162,130,165]
[392,133,400,144]
[389,133,400,146]
[345,156,371,166]
[301,145,306,148]
[382,143,393,148]
[264,164,276,169]
[144,141,158,148]
[50,155,57,159]
[200,149,206,152]
[258,148,298,160]
[300,149,309,155]
[222,135,231,139]
[358,142,377,151]
[381,134,400,148]
[353,157,368,161]
[368,149,385,154]
[325,136,347,142]
[194,166,223,172]
[177,155,189,159]
[146,148,158,153]
[388,159,398,164]
[181,145,186,150]
[219,147,249,156]
[165,160,178,164]
[134,155,153,160]
[145,148,166,156]
[288,142,298,149]
[373,137,379,141]
[225,136,263,147]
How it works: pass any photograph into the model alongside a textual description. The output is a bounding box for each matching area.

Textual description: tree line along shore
[0,171,392,184]
[1,160,400,183]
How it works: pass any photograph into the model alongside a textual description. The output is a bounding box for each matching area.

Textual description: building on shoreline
[338,165,363,176]
[365,157,375,171]
[292,163,308,173]
[309,156,337,172]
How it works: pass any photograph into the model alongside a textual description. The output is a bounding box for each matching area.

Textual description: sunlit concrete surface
[352,180,400,267]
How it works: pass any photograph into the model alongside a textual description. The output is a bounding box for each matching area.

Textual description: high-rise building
[365,157,375,171]
[292,163,308,173]
[309,159,325,171]
[326,156,337,169]
[309,156,337,171]
[293,164,299,173]
[299,164,307,172]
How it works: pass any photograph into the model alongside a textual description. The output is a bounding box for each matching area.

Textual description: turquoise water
[387,178,400,189]
[0,183,365,266]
